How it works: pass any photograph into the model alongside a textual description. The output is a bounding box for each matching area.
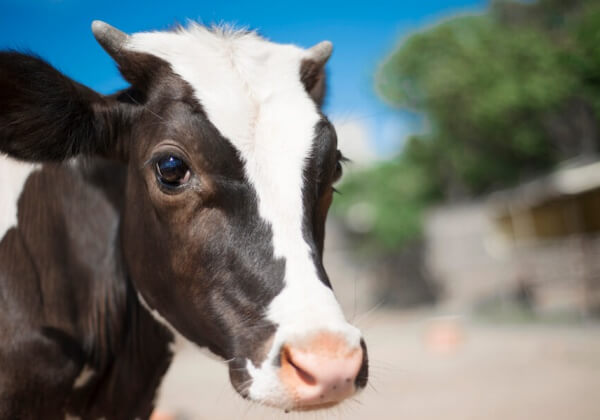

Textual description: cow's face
[103,22,369,410]
[0,21,368,412]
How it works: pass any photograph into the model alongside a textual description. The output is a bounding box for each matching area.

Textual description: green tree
[333,145,440,251]
[377,14,578,193]
[334,0,600,252]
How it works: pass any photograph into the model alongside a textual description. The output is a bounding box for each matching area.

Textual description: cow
[0,21,369,419]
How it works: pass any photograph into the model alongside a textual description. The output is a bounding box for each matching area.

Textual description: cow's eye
[334,160,343,180]
[155,156,191,188]
[333,150,346,182]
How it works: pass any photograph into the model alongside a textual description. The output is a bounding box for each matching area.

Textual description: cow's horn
[306,41,333,64]
[92,20,129,57]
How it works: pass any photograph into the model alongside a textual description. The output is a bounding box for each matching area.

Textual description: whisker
[367,380,379,394]
[350,396,364,406]
[332,109,393,125]
[125,92,166,122]
[368,358,406,371]
[352,273,358,323]
[351,297,386,326]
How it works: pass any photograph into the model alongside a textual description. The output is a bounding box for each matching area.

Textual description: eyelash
[333,151,347,181]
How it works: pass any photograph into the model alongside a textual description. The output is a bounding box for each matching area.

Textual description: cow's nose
[279,333,364,408]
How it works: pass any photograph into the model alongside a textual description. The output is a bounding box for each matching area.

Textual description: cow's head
[0,21,368,411]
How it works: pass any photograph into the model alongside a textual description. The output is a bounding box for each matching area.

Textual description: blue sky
[0,0,486,155]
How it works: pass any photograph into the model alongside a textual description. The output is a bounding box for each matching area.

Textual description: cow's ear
[301,41,333,107]
[0,52,133,162]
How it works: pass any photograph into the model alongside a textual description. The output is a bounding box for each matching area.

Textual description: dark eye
[333,150,345,182]
[155,156,191,188]
[334,160,343,178]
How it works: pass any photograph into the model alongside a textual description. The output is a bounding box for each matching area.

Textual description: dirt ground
[155,310,600,420]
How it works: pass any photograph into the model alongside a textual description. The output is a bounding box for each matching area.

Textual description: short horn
[91,20,129,58]
[306,41,333,64]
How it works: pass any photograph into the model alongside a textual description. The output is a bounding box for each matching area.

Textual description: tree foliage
[333,148,440,251]
[333,0,600,251]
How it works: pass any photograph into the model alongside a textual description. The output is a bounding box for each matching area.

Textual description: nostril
[282,346,317,386]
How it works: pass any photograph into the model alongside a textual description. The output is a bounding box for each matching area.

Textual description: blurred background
[3,0,600,419]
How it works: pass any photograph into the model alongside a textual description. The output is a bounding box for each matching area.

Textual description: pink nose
[279,333,364,409]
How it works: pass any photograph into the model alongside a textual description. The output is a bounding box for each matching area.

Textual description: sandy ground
[154,310,600,420]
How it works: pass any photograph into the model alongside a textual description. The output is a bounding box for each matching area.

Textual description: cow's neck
[0,157,174,418]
